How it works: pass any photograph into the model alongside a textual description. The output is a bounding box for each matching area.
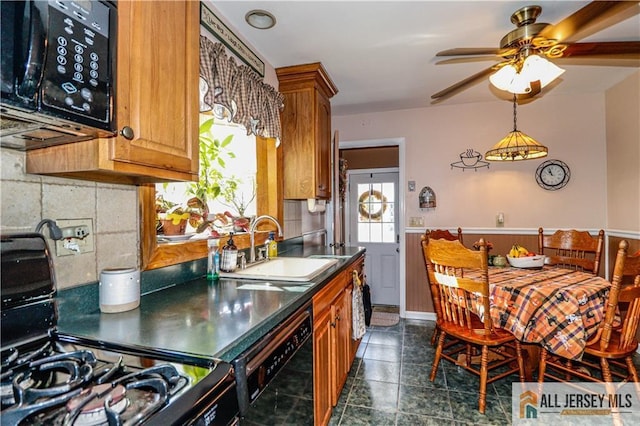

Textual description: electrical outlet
[496,212,505,228]
[55,219,94,256]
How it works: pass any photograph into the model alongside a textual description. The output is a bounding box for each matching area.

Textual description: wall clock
[535,160,571,191]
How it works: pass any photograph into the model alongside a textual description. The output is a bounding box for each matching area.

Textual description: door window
[356,181,395,243]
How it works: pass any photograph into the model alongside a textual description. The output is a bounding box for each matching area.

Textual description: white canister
[99,268,140,313]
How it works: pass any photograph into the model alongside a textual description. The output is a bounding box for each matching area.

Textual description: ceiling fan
[431,1,640,100]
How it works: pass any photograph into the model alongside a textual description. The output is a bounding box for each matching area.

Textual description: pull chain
[512,94,518,132]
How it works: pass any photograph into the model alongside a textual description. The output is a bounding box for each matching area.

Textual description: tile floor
[242,317,640,426]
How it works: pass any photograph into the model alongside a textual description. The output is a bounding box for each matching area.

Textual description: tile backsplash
[1,149,325,289]
[1,149,139,290]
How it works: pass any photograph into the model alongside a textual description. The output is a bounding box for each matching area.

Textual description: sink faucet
[249,215,283,263]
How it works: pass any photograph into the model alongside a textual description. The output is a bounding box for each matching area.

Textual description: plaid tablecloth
[467,266,612,360]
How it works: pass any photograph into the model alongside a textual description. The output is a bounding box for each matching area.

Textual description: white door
[347,170,399,306]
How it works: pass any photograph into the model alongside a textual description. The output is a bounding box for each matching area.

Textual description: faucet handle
[256,247,266,261]
[238,252,246,269]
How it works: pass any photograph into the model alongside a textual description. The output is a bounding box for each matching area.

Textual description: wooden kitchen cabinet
[27,1,199,184]
[276,63,338,200]
[312,255,364,426]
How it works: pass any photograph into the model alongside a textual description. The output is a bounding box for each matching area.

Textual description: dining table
[465,265,614,363]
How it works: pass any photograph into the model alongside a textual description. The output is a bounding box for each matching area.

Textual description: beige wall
[334,92,610,230]
[606,71,640,233]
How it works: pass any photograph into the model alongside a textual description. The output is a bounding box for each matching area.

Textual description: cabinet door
[313,309,333,426]
[332,288,351,405]
[315,91,331,199]
[111,0,198,176]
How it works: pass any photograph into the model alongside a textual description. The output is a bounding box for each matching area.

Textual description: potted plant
[220,176,256,232]
[182,118,235,233]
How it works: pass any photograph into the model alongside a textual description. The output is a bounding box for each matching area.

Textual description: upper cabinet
[26,1,199,184]
[276,63,338,200]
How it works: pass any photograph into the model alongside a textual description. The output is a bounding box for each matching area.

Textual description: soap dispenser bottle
[220,233,238,272]
[267,232,278,258]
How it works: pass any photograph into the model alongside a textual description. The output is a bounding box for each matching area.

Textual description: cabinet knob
[120,126,135,140]
[330,321,336,328]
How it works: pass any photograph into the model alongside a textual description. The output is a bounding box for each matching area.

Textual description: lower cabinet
[313,256,364,426]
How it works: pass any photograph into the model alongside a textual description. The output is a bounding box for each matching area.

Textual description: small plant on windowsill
[178,117,238,235]
[220,176,256,232]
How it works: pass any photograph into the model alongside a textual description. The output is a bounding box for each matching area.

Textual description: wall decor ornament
[419,186,436,209]
[450,149,490,171]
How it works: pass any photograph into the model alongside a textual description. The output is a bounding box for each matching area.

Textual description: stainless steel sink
[219,257,339,282]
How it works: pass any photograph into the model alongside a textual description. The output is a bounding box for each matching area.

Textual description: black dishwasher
[233,302,314,424]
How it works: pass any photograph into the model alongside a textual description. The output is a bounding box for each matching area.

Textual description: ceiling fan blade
[560,41,640,58]
[538,1,639,43]
[436,47,505,57]
[431,66,497,99]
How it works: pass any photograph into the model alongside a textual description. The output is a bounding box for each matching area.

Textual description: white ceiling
[213,1,640,115]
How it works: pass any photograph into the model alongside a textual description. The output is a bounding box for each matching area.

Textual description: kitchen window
[140,132,282,270]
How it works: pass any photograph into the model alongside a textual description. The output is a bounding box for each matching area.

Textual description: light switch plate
[409,216,424,227]
[408,181,416,192]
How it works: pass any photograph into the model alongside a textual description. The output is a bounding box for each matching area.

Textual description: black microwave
[0,0,117,150]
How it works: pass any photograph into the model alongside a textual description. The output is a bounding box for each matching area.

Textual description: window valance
[199,37,284,140]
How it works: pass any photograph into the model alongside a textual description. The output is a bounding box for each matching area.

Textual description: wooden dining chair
[423,237,525,414]
[538,240,640,386]
[538,228,605,275]
[616,245,640,287]
[425,227,463,244]
[422,228,463,345]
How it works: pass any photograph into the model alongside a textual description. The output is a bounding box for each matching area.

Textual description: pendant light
[485,95,548,161]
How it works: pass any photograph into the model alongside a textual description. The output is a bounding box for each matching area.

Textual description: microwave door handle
[16,0,47,101]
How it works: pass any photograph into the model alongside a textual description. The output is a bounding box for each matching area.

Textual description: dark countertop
[57,245,365,363]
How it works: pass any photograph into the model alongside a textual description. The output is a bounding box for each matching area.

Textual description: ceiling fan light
[521,54,565,88]
[485,130,548,161]
[489,65,517,91]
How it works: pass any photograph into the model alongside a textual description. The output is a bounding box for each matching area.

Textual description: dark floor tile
[404,320,435,337]
[347,378,399,412]
[363,343,402,363]
[448,390,509,426]
[400,361,446,389]
[397,384,452,418]
[492,374,523,398]
[348,357,362,378]
[396,413,455,426]
[402,331,433,350]
[356,359,400,384]
[442,363,481,395]
[367,330,403,347]
[498,395,513,423]
[367,321,403,334]
[402,343,436,365]
[338,405,396,425]
[362,343,402,362]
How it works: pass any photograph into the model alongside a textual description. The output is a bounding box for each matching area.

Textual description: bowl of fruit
[507,244,546,269]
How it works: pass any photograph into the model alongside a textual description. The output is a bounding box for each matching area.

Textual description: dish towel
[351,270,366,340]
